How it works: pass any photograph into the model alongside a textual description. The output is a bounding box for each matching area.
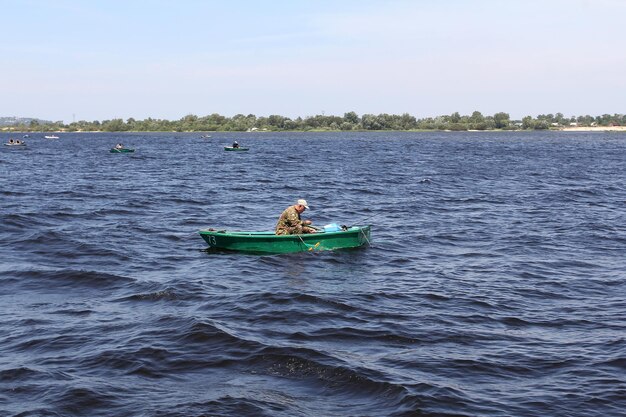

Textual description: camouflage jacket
[275,205,305,235]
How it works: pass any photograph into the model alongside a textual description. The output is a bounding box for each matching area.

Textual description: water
[1,131,625,416]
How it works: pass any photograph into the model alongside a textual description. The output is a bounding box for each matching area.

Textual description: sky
[1,0,625,123]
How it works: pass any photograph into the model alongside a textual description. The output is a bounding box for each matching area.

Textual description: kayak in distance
[199,225,371,254]
[224,146,249,152]
[110,148,135,153]
[44,135,59,139]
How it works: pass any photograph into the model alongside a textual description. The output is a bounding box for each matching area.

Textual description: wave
[50,387,125,416]
[115,285,204,304]
[6,269,134,291]
[2,131,625,417]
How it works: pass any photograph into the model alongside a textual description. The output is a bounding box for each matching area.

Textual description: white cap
[297,199,309,209]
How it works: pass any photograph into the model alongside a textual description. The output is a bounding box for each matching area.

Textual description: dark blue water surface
[1,131,625,417]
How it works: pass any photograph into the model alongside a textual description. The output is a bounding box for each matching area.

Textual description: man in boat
[232,141,240,148]
[275,199,316,235]
[115,143,124,149]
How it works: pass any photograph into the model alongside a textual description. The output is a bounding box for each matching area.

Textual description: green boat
[110,148,135,153]
[224,146,249,152]
[199,225,371,254]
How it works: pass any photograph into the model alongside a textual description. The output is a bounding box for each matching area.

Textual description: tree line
[5,111,625,132]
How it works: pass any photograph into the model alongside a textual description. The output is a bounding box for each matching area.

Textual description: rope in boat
[296,234,320,251]
[360,228,372,247]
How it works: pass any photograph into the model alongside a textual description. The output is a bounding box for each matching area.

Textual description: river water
[1,131,624,416]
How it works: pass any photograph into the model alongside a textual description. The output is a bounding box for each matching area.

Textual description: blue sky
[2,0,624,122]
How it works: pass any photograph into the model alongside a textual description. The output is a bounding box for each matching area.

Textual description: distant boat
[224,146,249,152]
[23,134,30,138]
[44,135,59,139]
[200,134,212,139]
[4,141,27,147]
[110,148,135,153]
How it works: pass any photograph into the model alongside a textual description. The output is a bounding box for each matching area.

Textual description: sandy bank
[560,126,626,132]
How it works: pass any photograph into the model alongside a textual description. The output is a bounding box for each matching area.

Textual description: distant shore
[2,127,625,133]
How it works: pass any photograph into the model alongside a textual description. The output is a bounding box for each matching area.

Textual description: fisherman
[232,141,240,148]
[115,143,124,149]
[275,199,316,235]
[8,139,14,144]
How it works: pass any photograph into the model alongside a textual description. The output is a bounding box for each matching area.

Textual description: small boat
[4,141,27,147]
[110,148,135,153]
[23,134,30,138]
[199,225,371,254]
[44,135,59,139]
[224,146,249,152]
[200,134,212,139]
